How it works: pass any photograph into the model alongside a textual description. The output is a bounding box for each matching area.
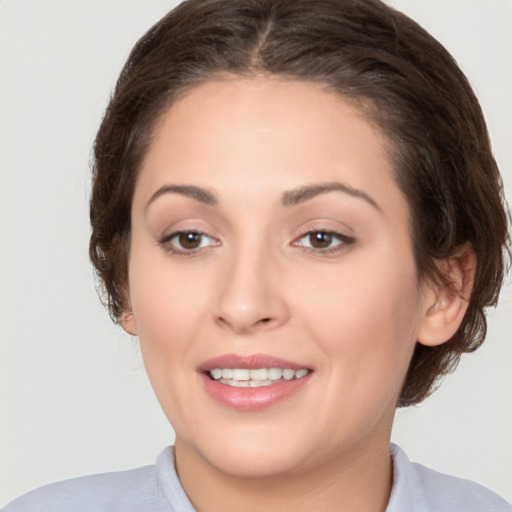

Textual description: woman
[4,0,510,510]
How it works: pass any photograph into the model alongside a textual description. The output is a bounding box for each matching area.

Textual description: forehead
[136,77,405,218]
[150,77,389,159]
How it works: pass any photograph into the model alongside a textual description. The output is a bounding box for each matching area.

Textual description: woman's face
[124,78,434,478]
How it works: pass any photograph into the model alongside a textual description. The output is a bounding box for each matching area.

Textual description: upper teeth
[209,368,309,387]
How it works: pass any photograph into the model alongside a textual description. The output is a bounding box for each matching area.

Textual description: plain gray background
[1,0,511,506]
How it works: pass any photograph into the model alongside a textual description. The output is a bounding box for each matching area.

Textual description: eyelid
[158,229,220,256]
[294,229,354,244]
[291,228,356,254]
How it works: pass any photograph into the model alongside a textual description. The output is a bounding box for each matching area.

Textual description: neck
[174,437,393,512]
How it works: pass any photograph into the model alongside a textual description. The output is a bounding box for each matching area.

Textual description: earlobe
[121,311,138,336]
[417,244,476,347]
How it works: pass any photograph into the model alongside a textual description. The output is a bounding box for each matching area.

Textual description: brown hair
[89,0,509,406]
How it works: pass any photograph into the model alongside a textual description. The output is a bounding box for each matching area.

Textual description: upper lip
[199,353,311,372]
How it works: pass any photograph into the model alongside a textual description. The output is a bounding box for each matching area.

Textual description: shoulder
[3,447,194,512]
[389,444,511,512]
[3,465,162,512]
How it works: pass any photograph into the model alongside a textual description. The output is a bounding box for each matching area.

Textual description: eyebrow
[145,181,380,212]
[281,182,381,211]
[146,184,218,210]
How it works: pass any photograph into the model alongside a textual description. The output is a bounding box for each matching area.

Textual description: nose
[213,247,290,335]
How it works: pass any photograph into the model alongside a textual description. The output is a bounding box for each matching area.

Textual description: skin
[122,78,472,512]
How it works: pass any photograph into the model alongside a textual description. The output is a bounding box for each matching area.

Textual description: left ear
[417,243,476,347]
[121,311,138,336]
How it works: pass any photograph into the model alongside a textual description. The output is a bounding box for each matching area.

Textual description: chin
[182,425,313,479]
[209,446,307,479]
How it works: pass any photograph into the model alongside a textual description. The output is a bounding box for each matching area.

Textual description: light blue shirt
[4,445,510,511]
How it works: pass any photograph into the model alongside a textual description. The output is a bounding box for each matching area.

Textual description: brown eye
[293,230,355,253]
[308,232,333,249]
[178,232,202,249]
[159,230,218,254]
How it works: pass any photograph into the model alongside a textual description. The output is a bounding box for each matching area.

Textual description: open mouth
[207,367,311,388]
[200,355,314,410]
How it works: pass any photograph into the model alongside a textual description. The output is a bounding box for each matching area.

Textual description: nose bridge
[214,237,288,333]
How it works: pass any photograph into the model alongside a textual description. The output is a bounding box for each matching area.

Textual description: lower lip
[201,373,312,412]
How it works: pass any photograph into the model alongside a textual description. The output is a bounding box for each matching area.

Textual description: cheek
[126,251,213,426]
[297,253,421,390]
[127,245,211,362]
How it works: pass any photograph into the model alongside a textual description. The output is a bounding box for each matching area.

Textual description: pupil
[310,232,332,248]
[179,232,201,249]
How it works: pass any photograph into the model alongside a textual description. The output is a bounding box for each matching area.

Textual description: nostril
[259,318,272,324]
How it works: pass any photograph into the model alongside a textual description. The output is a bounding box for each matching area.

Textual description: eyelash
[158,230,219,256]
[291,229,355,254]
[158,229,355,257]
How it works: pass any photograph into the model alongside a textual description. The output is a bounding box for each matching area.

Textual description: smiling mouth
[201,355,313,410]
[207,368,311,388]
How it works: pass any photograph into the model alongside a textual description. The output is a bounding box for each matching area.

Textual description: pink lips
[199,353,313,412]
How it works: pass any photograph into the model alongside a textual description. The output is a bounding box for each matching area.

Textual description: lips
[199,353,313,411]
[200,353,310,371]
